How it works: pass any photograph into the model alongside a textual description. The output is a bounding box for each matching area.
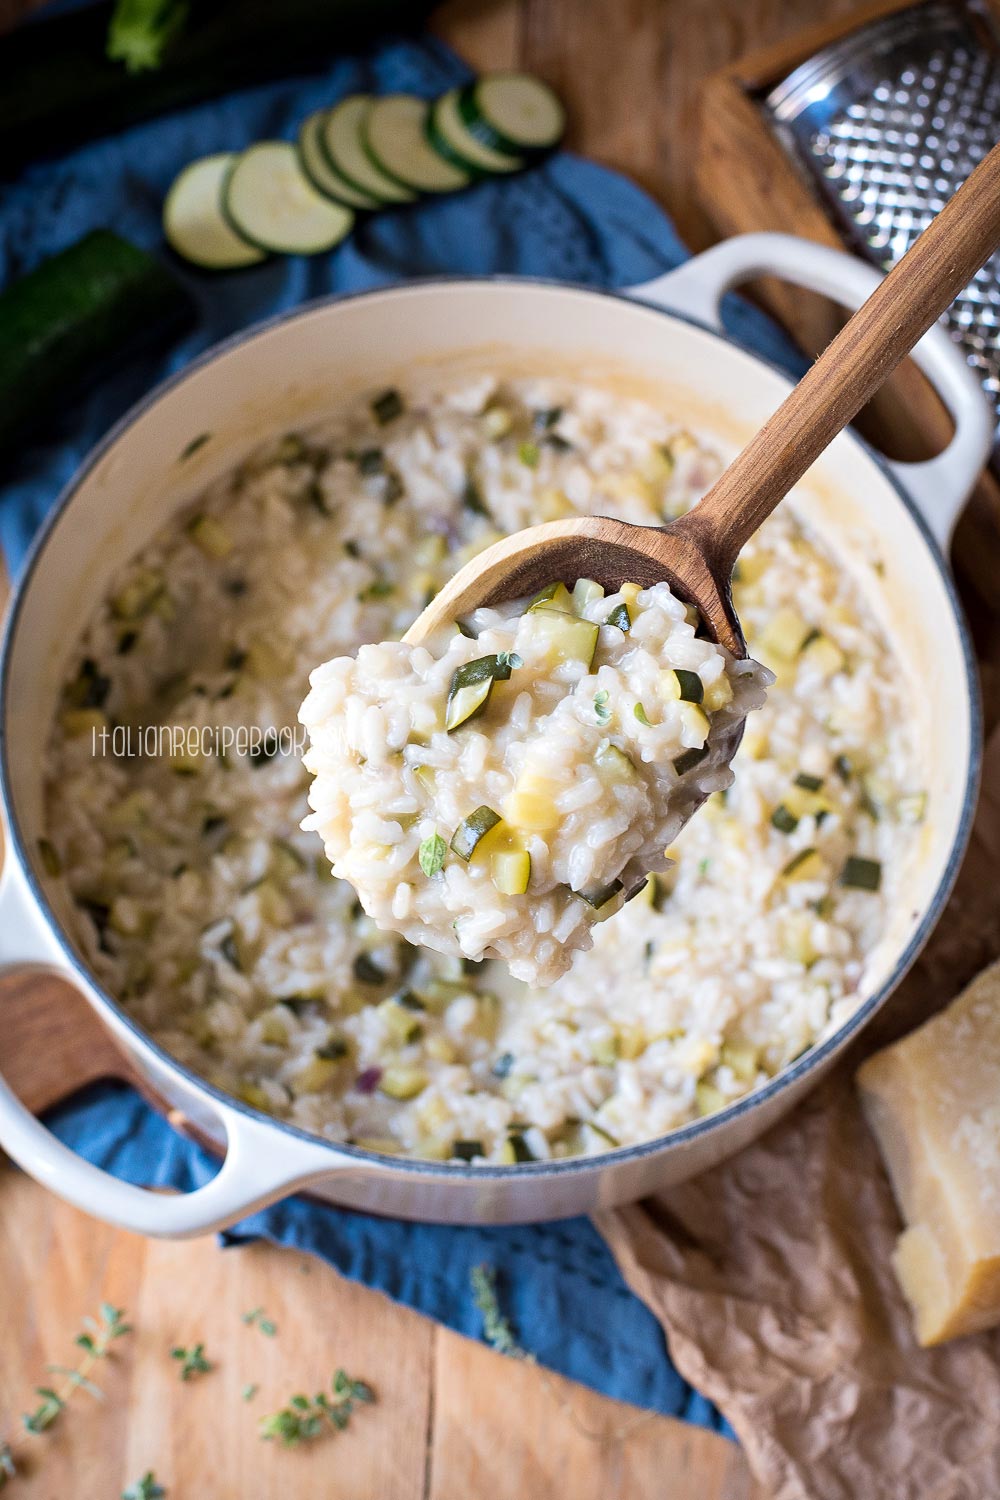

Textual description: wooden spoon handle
[680,140,1000,574]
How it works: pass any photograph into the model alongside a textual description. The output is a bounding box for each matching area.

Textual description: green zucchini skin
[0,230,193,459]
[0,0,435,174]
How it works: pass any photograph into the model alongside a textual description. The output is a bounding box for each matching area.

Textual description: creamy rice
[301,581,768,985]
[42,376,925,1163]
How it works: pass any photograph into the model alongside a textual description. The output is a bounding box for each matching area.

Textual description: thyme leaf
[259,1370,374,1447]
[122,1471,166,1500]
[22,1304,131,1435]
[470,1264,531,1361]
[242,1307,278,1337]
[170,1343,212,1381]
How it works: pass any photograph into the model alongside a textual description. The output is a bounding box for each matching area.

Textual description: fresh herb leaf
[22,1305,131,1438]
[633,702,651,727]
[170,1343,212,1381]
[260,1371,374,1447]
[418,833,447,878]
[517,441,540,468]
[106,0,189,73]
[593,689,611,726]
[122,1471,166,1500]
[470,1264,531,1360]
[491,1052,515,1079]
[242,1308,277,1336]
[0,1441,15,1486]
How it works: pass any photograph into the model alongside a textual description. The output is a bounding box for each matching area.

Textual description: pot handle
[627,232,993,549]
[0,861,343,1238]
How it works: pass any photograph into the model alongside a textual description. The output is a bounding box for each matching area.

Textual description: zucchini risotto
[43,376,924,1163]
[300,579,768,986]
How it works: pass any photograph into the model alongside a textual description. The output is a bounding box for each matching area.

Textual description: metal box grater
[764,0,1000,436]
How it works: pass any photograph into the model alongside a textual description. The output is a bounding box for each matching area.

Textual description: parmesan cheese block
[857,961,1000,1346]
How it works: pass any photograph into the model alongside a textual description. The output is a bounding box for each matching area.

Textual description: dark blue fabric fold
[4,27,804,1433]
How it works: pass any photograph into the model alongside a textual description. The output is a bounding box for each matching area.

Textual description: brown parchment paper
[595,727,1000,1500]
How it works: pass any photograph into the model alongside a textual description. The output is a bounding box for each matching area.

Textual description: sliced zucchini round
[163,153,266,270]
[222,142,355,256]
[364,94,469,194]
[427,87,524,177]
[297,109,380,211]
[459,74,565,156]
[322,95,416,205]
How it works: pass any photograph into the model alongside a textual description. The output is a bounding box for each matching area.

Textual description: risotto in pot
[42,376,925,1163]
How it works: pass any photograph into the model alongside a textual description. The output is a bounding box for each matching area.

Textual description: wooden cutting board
[0,974,757,1499]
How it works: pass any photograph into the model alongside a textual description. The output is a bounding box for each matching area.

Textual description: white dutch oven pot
[0,234,990,1235]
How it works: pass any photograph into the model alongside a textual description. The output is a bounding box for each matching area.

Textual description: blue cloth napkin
[2,28,803,1429]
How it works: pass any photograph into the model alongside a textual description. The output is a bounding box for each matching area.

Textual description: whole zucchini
[0,0,435,175]
[0,230,193,459]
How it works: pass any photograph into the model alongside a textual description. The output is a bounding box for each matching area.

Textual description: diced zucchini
[571,577,604,612]
[450,806,503,862]
[590,1034,619,1066]
[574,878,624,909]
[605,600,631,632]
[678,703,711,743]
[413,764,438,797]
[62,707,107,737]
[695,1081,726,1117]
[781,847,828,883]
[802,632,845,677]
[446,652,521,732]
[523,607,598,668]
[451,1139,484,1161]
[673,745,709,777]
[111,566,164,619]
[291,1055,341,1096]
[595,741,640,782]
[186,513,232,558]
[379,1066,428,1100]
[897,791,927,824]
[841,855,882,891]
[719,1040,758,1082]
[500,1132,535,1164]
[702,675,733,712]
[663,668,704,704]
[491,848,531,895]
[771,804,799,834]
[781,912,820,966]
[505,765,561,832]
[258,1012,289,1047]
[526,580,573,613]
[378,997,424,1045]
[759,607,809,661]
[482,405,513,439]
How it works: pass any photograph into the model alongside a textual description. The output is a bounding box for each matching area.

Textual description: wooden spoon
[406,143,1000,656]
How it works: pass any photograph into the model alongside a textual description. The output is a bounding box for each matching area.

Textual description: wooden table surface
[0,0,890,1494]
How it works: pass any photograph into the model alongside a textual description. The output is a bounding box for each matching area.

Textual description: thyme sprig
[259,1369,375,1447]
[0,1441,15,1488]
[122,1472,165,1500]
[242,1307,277,1337]
[170,1343,212,1381]
[23,1303,132,1434]
[470,1264,531,1361]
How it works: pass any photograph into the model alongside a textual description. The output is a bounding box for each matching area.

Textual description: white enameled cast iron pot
[0,234,990,1236]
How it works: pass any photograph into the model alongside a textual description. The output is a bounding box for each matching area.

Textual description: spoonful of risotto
[300,145,1000,987]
